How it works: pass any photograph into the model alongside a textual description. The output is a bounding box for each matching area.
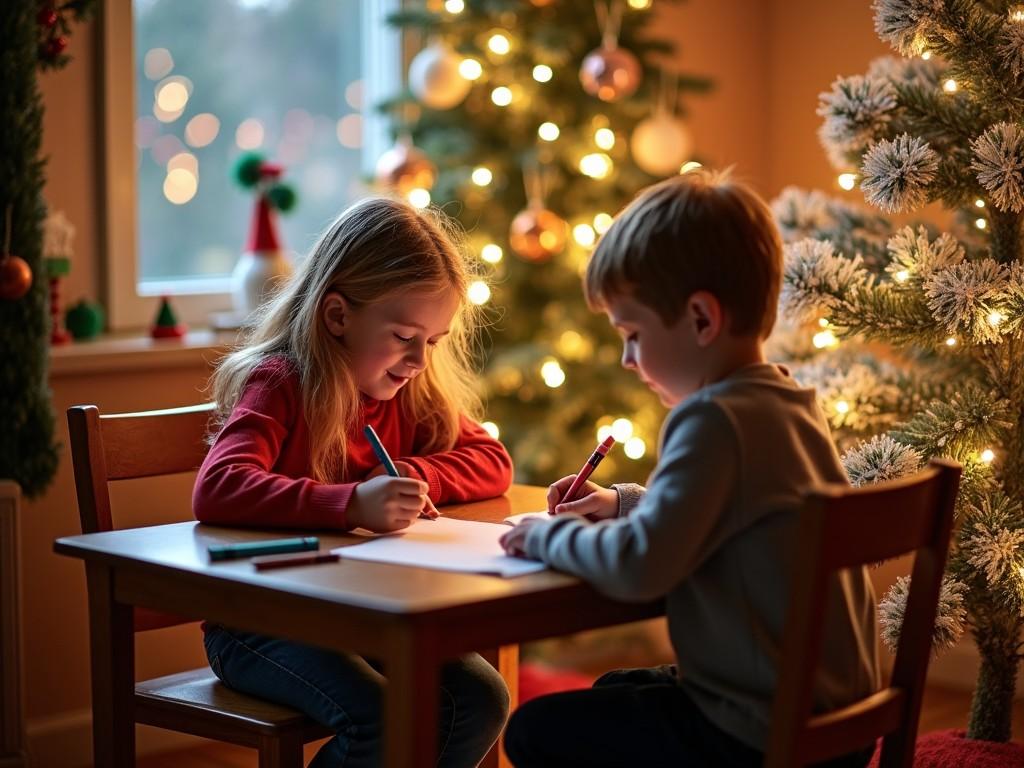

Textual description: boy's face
[604,292,715,408]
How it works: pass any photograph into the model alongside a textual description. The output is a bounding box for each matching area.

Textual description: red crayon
[559,435,616,506]
[252,551,340,571]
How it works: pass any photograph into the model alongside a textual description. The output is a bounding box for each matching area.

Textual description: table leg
[383,627,439,768]
[479,645,518,768]
[85,563,135,767]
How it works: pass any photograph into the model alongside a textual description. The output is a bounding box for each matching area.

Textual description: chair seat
[135,667,333,742]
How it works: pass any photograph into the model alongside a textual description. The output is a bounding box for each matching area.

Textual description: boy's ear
[688,291,724,347]
[322,291,348,337]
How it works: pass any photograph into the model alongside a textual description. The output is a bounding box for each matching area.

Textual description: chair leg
[257,733,305,768]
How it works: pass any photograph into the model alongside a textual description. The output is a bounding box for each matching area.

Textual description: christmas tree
[774,0,1024,743]
[380,0,710,483]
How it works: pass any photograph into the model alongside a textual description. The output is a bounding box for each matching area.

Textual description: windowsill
[49,329,237,377]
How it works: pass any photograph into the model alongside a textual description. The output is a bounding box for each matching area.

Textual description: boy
[499,170,880,767]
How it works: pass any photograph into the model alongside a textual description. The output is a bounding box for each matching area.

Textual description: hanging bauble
[579,44,641,102]
[630,112,693,176]
[409,40,472,110]
[37,6,59,28]
[0,255,33,300]
[65,299,105,340]
[509,206,568,263]
[375,139,437,195]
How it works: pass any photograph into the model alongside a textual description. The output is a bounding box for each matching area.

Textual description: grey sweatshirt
[524,363,880,750]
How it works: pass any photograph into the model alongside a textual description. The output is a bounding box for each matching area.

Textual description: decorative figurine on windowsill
[150,295,186,339]
[42,209,74,345]
[231,153,297,321]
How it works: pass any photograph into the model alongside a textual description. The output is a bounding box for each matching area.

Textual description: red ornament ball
[37,6,58,28]
[0,255,33,300]
[375,142,437,195]
[579,45,642,102]
[45,35,68,58]
[509,207,568,263]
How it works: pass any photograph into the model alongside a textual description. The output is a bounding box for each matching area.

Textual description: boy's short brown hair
[584,169,783,339]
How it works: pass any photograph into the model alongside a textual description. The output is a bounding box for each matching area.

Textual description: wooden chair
[67,403,331,768]
[766,458,962,768]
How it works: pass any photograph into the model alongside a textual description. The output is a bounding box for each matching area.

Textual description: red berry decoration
[37,6,58,28]
[46,35,68,58]
[0,255,34,301]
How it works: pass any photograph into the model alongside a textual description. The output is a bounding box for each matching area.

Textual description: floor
[135,684,1024,767]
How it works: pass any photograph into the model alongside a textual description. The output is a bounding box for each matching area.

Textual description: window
[101,0,399,329]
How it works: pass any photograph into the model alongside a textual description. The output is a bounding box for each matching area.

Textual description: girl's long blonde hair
[210,196,484,482]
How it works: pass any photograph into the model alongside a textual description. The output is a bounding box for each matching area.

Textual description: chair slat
[101,404,216,480]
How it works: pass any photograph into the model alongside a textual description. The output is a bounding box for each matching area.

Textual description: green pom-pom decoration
[233,152,265,188]
[65,299,105,340]
[267,183,297,212]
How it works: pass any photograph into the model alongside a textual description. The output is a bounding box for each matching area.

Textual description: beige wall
[15,2,992,765]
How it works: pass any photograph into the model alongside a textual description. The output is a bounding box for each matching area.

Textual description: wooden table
[54,485,663,768]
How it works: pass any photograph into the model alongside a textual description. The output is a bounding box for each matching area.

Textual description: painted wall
[16,2,1005,765]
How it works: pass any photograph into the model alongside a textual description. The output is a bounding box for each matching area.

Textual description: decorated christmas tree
[774,0,1024,744]
[379,0,710,483]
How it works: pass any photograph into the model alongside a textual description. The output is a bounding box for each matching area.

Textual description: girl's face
[324,287,460,400]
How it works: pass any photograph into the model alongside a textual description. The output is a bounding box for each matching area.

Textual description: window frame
[99,0,401,330]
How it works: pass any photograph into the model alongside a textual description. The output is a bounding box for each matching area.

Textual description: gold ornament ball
[509,207,568,263]
[579,45,642,102]
[0,255,33,300]
[375,143,437,195]
[530,0,555,6]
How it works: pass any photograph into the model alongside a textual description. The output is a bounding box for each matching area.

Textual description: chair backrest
[765,458,961,768]
[67,403,216,631]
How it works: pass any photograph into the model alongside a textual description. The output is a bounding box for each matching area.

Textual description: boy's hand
[349,475,435,532]
[500,517,544,558]
[365,460,440,519]
[547,475,619,520]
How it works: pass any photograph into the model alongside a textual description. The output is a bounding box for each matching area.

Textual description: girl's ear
[688,291,724,347]
[322,291,348,337]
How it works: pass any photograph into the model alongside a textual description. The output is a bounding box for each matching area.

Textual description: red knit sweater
[192,357,513,529]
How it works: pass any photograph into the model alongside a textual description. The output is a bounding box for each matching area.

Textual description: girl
[194,196,513,767]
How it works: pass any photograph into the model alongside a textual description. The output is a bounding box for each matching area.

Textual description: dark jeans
[503,665,875,768]
[204,624,509,768]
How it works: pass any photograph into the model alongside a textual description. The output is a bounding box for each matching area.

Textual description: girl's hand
[499,517,544,558]
[365,460,440,519]
[546,475,618,520]
[349,475,434,532]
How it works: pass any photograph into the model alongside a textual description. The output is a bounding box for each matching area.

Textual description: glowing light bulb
[813,330,838,349]
[628,0,652,8]
[597,424,614,443]
[1011,5,1024,22]
[407,188,431,208]
[541,359,566,388]
[838,173,857,191]
[987,310,1003,326]
[981,448,995,463]
[445,0,464,12]
[895,269,910,282]
[624,436,646,459]
[594,128,615,150]
[491,86,512,106]
[459,58,483,80]
[580,153,612,179]
[611,418,634,442]
[481,243,503,263]
[471,166,493,186]
[538,122,560,141]
[975,199,985,208]
[818,317,830,328]
[921,50,932,60]
[835,400,850,414]
[593,212,613,233]
[976,218,987,230]
[481,421,499,439]
[943,78,958,93]
[680,161,703,174]
[532,64,553,82]
[573,223,596,247]
[488,33,510,55]
[467,280,491,305]
[945,336,957,347]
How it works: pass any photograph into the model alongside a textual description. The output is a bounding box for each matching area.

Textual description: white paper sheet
[503,510,550,525]
[333,516,547,578]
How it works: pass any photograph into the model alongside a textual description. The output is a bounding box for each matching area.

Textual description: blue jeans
[204,625,509,767]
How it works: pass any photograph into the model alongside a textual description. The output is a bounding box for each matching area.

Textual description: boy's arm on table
[193,366,356,530]
[523,401,738,602]
[399,415,514,503]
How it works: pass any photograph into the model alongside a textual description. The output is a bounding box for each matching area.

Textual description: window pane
[133,0,372,285]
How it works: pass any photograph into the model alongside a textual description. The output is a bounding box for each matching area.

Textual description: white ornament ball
[630,113,694,176]
[409,41,472,110]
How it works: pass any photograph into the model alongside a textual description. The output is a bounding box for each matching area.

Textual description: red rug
[519,662,595,704]
[867,729,1024,767]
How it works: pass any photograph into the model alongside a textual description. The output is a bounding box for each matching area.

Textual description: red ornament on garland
[37,6,58,28]
[45,35,68,58]
[509,206,568,263]
[579,0,642,102]
[0,256,33,301]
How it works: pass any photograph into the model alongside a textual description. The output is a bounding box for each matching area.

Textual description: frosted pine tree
[774,0,1024,744]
